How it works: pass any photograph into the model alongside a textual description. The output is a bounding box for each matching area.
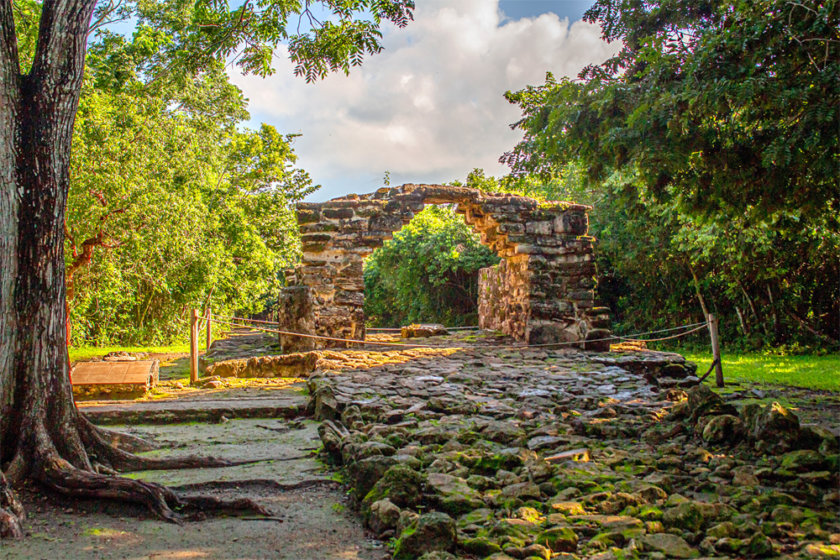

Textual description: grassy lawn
[681,351,840,392]
[69,344,190,362]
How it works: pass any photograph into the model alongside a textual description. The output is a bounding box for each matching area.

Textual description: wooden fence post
[190,308,199,384]
[205,307,212,350]
[708,313,724,387]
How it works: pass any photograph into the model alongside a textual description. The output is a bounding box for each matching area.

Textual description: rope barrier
[210,316,708,351]
[614,323,708,343]
[211,318,441,349]
[212,314,280,326]
[218,317,483,331]
[367,326,480,332]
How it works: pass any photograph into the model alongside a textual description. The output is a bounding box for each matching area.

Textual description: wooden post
[190,308,199,384]
[708,313,724,387]
[205,307,212,350]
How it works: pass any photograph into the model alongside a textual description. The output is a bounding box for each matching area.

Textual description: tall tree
[0,0,413,538]
[501,0,840,346]
[66,35,315,344]
[504,0,839,223]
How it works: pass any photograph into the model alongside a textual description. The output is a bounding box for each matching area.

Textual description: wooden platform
[72,360,159,390]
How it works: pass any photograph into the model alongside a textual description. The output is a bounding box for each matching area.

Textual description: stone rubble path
[6,331,838,559]
[304,337,840,559]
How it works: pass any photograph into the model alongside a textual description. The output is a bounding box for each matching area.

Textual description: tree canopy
[66,32,316,344]
[498,0,840,349]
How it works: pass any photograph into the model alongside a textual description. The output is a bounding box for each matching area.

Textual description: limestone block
[525,221,553,235]
[321,207,355,220]
[553,211,588,235]
[297,208,321,224]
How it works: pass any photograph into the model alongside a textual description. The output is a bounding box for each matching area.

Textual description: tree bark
[0,0,23,538]
[0,0,269,536]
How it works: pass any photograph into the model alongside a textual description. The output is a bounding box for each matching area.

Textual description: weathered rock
[461,537,502,556]
[348,455,398,501]
[363,464,425,510]
[742,401,801,454]
[426,473,484,515]
[393,512,457,560]
[206,352,319,378]
[662,501,723,532]
[535,526,578,552]
[640,533,699,558]
[548,500,586,516]
[800,425,840,455]
[701,414,745,445]
[636,484,668,505]
[368,498,401,536]
[747,532,775,557]
[501,482,542,500]
[401,324,448,338]
[686,385,737,422]
[416,552,458,560]
[731,465,760,486]
[311,383,339,421]
[519,542,552,559]
[779,449,827,472]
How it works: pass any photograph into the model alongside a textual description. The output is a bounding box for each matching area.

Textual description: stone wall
[277,184,610,351]
[477,256,530,340]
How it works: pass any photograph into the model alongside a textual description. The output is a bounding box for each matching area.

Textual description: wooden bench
[72,360,159,395]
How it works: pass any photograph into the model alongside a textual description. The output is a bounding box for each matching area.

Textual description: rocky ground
[305,335,840,559]
[15,330,839,559]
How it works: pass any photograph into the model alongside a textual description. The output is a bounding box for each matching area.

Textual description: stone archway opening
[277,184,611,352]
[361,203,500,328]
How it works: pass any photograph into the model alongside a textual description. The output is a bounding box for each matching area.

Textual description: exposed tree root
[79,416,257,473]
[37,451,270,524]
[0,472,23,539]
[80,416,158,453]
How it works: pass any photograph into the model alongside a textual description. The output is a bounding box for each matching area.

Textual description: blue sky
[499,0,593,22]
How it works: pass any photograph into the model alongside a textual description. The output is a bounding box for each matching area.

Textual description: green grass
[681,351,840,391]
[69,344,189,362]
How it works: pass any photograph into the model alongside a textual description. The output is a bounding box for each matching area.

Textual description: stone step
[79,395,307,425]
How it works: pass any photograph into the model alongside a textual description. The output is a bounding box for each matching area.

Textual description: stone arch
[277,184,610,351]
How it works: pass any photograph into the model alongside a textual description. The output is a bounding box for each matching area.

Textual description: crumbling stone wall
[278,184,610,351]
[477,256,529,340]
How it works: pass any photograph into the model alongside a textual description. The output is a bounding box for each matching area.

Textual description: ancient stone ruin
[278,184,610,351]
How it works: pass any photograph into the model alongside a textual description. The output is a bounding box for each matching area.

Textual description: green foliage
[364,205,499,327]
[500,0,840,350]
[131,0,414,80]
[505,0,840,224]
[10,0,38,72]
[66,33,316,345]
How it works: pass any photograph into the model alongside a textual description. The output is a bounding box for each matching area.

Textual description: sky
[229,0,619,202]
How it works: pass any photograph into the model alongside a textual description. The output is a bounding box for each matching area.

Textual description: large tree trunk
[5,0,99,481]
[0,0,267,538]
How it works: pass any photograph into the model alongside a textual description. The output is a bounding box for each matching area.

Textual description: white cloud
[229,0,619,201]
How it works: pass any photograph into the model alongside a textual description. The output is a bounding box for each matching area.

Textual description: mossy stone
[535,526,578,552]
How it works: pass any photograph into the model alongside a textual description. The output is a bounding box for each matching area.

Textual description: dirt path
[3,413,388,560]
[5,483,386,560]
